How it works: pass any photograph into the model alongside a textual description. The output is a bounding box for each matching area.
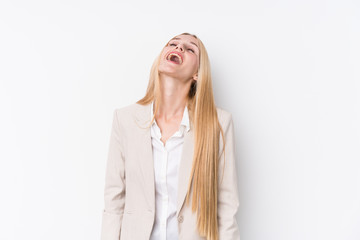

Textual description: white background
[0,0,359,239]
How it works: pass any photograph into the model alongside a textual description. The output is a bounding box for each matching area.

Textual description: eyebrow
[170,37,198,48]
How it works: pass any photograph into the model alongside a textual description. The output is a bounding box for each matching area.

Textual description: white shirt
[149,101,190,240]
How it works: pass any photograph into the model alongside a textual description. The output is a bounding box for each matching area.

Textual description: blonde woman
[101,33,240,240]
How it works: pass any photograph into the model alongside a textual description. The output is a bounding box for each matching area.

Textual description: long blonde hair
[137,33,226,240]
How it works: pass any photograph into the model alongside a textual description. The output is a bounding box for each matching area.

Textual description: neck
[155,74,192,120]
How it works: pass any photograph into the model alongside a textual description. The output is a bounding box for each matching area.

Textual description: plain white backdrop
[0,0,359,239]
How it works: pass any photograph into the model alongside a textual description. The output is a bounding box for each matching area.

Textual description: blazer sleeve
[218,112,241,240]
[101,109,126,240]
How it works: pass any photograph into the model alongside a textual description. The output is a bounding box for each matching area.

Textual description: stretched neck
[156,74,192,120]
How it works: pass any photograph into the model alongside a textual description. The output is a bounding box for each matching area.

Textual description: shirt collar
[150,101,190,132]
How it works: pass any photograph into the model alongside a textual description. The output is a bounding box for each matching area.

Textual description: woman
[101,33,240,240]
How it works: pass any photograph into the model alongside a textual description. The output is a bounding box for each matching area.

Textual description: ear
[192,72,198,81]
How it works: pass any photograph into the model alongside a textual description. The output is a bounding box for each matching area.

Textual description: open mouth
[167,52,183,64]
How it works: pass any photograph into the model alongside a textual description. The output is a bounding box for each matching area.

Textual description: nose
[175,44,184,52]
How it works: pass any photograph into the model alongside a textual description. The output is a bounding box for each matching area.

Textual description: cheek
[160,51,167,60]
[159,51,169,66]
[189,56,199,71]
[160,48,169,59]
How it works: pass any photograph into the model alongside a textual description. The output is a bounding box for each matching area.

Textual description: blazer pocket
[120,212,133,240]
[124,208,133,214]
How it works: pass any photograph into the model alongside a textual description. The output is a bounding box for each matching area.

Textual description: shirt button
[178,215,184,223]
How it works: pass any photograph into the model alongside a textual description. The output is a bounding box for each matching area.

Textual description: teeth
[167,53,183,64]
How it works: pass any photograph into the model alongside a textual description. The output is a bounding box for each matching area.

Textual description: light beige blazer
[101,103,240,240]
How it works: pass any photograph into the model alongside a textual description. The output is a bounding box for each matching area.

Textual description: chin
[159,65,178,75]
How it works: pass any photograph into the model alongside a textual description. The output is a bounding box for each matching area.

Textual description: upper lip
[166,51,183,64]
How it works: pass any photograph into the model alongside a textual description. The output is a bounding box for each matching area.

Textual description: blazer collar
[134,102,194,217]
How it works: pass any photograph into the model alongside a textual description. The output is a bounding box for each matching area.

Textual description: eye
[188,48,194,53]
[169,43,176,46]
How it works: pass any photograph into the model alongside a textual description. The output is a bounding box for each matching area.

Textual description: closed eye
[169,42,195,53]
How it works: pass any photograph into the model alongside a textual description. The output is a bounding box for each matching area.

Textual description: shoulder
[216,106,233,129]
[112,102,151,126]
[114,102,146,114]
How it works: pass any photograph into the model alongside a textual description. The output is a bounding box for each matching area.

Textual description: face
[158,34,200,82]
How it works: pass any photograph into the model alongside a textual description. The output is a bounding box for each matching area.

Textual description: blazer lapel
[134,103,195,217]
[134,103,155,211]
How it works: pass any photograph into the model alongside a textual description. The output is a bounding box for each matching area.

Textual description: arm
[218,113,241,240]
[101,109,126,240]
